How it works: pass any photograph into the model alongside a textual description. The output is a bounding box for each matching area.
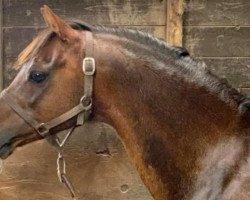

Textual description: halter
[0,31,95,198]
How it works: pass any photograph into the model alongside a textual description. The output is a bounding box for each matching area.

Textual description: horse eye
[29,71,48,84]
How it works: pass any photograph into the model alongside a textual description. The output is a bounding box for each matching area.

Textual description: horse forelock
[14,29,54,69]
[14,21,92,69]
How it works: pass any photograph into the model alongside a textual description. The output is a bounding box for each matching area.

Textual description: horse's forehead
[20,50,59,73]
[22,59,34,71]
[37,38,62,61]
[31,39,65,70]
[35,47,60,65]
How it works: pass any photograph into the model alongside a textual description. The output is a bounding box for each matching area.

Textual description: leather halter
[0,31,95,198]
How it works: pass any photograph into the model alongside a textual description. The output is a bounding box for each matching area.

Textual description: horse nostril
[239,100,250,113]
[244,102,250,110]
[37,123,48,135]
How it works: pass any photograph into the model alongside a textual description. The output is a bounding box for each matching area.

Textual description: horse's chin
[0,131,40,160]
[0,142,14,159]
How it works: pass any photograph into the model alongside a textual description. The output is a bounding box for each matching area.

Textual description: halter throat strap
[0,31,95,137]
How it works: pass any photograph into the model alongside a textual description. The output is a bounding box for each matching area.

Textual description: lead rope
[49,110,90,199]
[56,126,77,198]
[47,125,78,198]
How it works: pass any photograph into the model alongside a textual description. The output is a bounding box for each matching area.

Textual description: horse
[0,5,249,200]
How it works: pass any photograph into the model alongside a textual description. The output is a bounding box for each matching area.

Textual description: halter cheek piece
[0,31,95,199]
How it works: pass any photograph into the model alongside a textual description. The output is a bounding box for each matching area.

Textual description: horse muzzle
[0,95,32,159]
[0,141,12,159]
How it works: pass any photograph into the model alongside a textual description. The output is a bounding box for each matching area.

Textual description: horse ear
[239,100,250,128]
[40,5,77,42]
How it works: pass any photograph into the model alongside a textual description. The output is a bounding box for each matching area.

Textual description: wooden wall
[2,0,167,86]
[0,0,250,200]
[183,0,250,96]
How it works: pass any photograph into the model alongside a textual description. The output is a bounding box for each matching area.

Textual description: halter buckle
[36,123,49,137]
[82,57,95,76]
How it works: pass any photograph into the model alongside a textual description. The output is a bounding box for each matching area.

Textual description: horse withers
[0,5,249,200]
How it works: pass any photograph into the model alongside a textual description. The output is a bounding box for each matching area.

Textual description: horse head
[0,6,91,158]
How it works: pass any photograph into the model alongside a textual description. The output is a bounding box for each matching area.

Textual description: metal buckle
[36,123,49,137]
[82,57,95,76]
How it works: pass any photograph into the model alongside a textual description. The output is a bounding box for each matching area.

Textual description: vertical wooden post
[166,0,184,47]
[0,0,3,91]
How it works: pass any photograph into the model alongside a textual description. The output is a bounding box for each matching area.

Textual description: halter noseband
[0,31,95,198]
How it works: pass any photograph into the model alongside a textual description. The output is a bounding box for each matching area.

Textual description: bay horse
[0,5,249,200]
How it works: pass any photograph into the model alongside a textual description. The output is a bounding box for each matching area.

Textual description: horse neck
[92,35,247,200]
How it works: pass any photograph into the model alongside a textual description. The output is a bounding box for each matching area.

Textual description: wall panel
[183,0,250,94]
